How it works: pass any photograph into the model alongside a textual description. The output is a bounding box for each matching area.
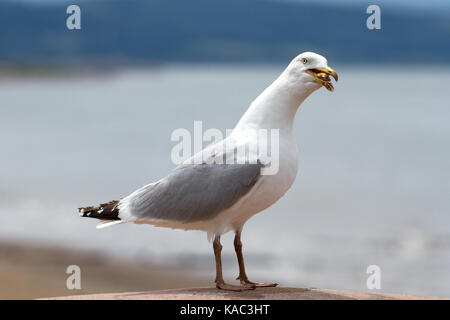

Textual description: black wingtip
[77,200,121,220]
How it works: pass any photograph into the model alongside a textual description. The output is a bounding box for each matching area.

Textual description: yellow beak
[315,66,338,82]
[307,66,338,91]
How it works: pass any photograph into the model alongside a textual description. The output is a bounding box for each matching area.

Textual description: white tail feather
[96,220,124,229]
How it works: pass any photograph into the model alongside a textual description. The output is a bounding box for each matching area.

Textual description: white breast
[184,126,299,238]
[223,129,299,230]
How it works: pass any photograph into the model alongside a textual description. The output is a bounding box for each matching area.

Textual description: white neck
[234,70,318,132]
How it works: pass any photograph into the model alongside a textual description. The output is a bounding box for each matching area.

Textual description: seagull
[78,52,338,291]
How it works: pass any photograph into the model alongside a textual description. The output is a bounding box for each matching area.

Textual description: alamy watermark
[366,5,381,30]
[66,265,81,290]
[171,121,280,175]
[65,4,381,32]
[366,265,381,289]
[66,5,81,30]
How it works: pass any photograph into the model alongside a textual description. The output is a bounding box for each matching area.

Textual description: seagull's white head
[234,52,338,130]
[285,52,338,92]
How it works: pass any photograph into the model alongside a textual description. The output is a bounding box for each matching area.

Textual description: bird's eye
[301,58,308,64]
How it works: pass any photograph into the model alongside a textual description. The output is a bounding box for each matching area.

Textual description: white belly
[227,136,299,228]
[195,131,300,238]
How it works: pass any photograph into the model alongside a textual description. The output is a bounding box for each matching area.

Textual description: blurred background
[0,0,449,299]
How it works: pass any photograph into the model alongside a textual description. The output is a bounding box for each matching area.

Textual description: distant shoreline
[1,62,449,78]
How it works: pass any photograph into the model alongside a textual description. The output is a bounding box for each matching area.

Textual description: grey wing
[123,163,262,223]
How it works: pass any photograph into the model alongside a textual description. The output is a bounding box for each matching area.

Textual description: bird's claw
[216,281,256,291]
[236,276,278,288]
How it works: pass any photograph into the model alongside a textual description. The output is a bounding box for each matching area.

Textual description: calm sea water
[1,65,449,296]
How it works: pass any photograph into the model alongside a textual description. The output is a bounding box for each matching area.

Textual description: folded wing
[119,162,262,223]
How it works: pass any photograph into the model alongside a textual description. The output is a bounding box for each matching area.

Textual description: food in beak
[306,67,338,92]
